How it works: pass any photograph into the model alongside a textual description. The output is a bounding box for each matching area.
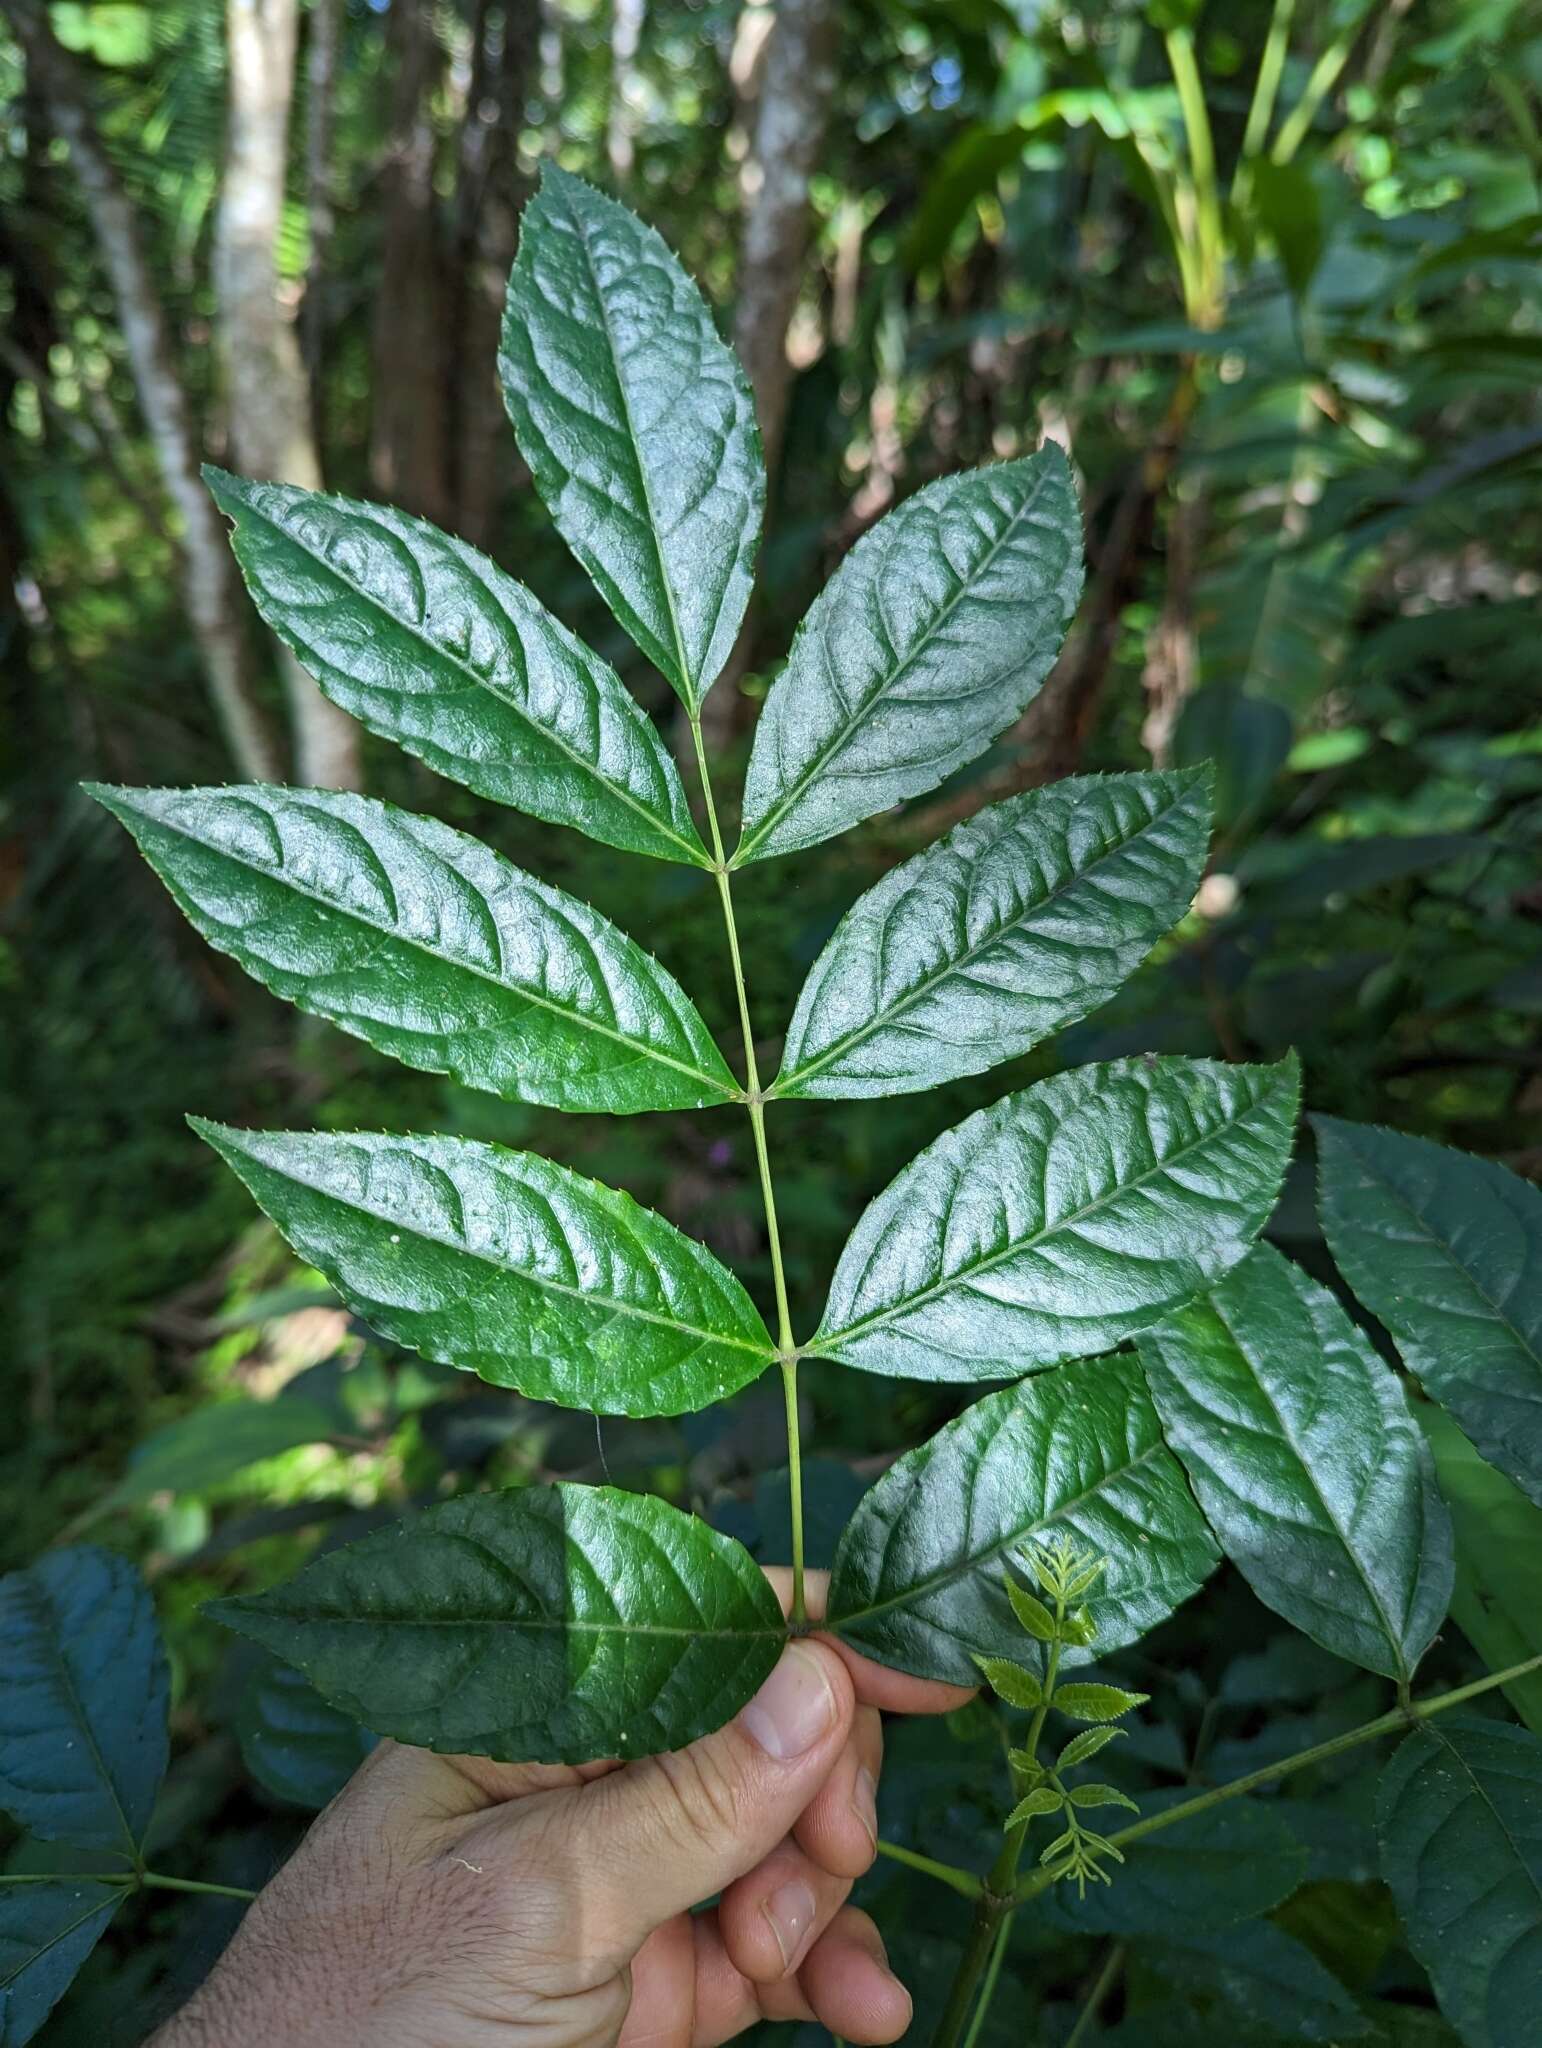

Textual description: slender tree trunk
[733,0,836,481]
[301,0,342,425]
[217,0,362,790]
[449,0,536,551]
[370,0,451,525]
[10,0,282,783]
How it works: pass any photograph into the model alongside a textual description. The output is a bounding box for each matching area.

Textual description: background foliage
[2,0,1539,2039]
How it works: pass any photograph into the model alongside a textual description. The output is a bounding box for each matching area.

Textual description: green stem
[1015,1650,1542,1904]
[1271,33,1355,165]
[874,1839,982,1900]
[141,1871,259,1903]
[688,713,805,1624]
[1064,1941,1125,2048]
[959,1915,1011,2048]
[1164,25,1224,324]
[1232,0,1296,208]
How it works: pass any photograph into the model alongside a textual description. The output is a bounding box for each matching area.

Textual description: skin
[151,1569,972,2048]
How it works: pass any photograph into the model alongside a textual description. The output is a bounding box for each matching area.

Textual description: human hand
[152,1568,971,2047]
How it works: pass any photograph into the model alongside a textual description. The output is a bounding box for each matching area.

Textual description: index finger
[761,1567,976,1717]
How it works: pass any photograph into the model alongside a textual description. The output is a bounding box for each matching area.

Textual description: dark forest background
[1,0,1539,2035]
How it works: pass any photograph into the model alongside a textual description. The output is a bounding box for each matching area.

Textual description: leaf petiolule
[203,470,708,866]
[827,1352,1217,1686]
[773,768,1212,1099]
[91,785,737,1115]
[499,167,762,709]
[193,1121,776,1419]
[0,1881,126,2046]
[209,1485,787,1763]
[1314,1115,1542,1507]
[1138,1245,1454,1683]
[1376,1715,1542,2048]
[813,1053,1299,1383]
[735,448,1082,865]
[0,1549,168,1856]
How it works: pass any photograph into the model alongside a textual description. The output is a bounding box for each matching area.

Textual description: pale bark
[301,0,342,415]
[607,0,646,181]
[11,0,282,784]
[734,0,836,479]
[216,0,362,789]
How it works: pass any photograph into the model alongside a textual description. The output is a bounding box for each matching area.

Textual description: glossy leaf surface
[195,1121,775,1418]
[1377,1716,1542,2048]
[1041,1793,1306,1935]
[1138,1246,1453,1681]
[1419,1408,1542,1735]
[210,1485,787,1763]
[0,1550,168,1854]
[499,167,761,708]
[736,448,1082,864]
[205,470,706,865]
[0,1881,123,2048]
[1314,1117,1542,1506]
[94,786,736,1114]
[826,1353,1217,1685]
[774,769,1212,1100]
[813,1054,1299,1383]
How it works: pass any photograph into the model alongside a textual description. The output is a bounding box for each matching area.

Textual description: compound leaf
[210,1485,787,1763]
[0,1881,124,2048]
[204,470,706,866]
[1314,1117,1542,1507]
[1138,1246,1453,1682]
[500,167,762,709]
[826,1352,1217,1685]
[1377,1715,1542,2048]
[736,449,1081,865]
[813,1054,1299,1383]
[774,769,1211,1099]
[194,1122,776,1419]
[92,786,736,1115]
[0,1550,168,1856]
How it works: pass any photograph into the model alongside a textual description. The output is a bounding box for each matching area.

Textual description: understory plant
[3,171,1540,2047]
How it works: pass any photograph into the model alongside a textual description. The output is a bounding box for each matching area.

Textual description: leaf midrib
[776,781,1197,1092]
[817,1066,1291,1352]
[219,1131,775,1362]
[232,490,707,865]
[244,1605,786,1640]
[829,1433,1172,1632]
[20,1576,139,1861]
[0,1887,120,1993]
[736,461,1063,863]
[137,795,733,1098]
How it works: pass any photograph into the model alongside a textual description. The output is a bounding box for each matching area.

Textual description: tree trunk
[370,0,451,526]
[10,0,282,784]
[216,0,362,790]
[607,0,646,182]
[300,0,342,424]
[733,0,836,481]
[449,0,537,551]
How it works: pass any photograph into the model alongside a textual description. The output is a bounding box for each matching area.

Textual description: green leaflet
[499,167,762,709]
[91,785,736,1115]
[0,1881,124,2048]
[1144,1921,1371,2043]
[209,1486,787,1763]
[735,448,1082,866]
[826,1353,1218,1686]
[98,1395,340,1513]
[1377,1716,1542,2048]
[234,1654,377,1810]
[773,769,1212,1100]
[1039,1792,1307,1937]
[812,1054,1298,1382]
[1314,1117,1542,1507]
[0,1550,168,1856]
[194,1121,776,1419]
[1138,1246,1453,1683]
[204,470,708,866]
[1418,1408,1542,1736]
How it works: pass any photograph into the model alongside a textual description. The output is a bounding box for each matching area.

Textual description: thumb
[569,1639,856,1958]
